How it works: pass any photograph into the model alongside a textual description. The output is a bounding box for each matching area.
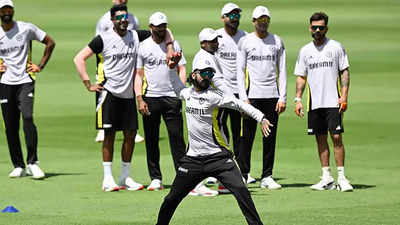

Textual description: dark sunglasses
[311,25,326,31]
[115,14,128,20]
[226,13,241,20]
[199,70,214,79]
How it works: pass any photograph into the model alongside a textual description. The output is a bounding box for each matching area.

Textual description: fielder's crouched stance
[155,58,271,225]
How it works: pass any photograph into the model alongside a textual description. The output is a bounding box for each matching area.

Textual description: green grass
[1,0,400,224]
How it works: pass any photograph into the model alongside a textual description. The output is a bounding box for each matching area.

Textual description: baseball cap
[221,3,241,16]
[0,0,14,8]
[252,6,270,19]
[192,58,216,73]
[149,12,168,26]
[198,28,221,42]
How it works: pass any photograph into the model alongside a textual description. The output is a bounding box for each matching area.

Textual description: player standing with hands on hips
[0,0,55,179]
[294,12,353,192]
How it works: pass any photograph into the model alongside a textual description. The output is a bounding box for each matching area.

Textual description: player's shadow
[45,172,87,179]
[352,184,376,190]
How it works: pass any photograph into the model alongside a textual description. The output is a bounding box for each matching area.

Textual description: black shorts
[95,90,138,131]
[308,108,344,135]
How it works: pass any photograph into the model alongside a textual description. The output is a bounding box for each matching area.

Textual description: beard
[255,23,268,34]
[226,20,239,30]
[193,78,210,91]
[1,14,13,24]
[152,30,166,42]
[312,32,325,42]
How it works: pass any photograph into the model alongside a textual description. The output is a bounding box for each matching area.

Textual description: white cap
[252,6,270,19]
[0,0,14,8]
[221,3,241,16]
[198,28,221,42]
[192,58,216,73]
[149,12,168,26]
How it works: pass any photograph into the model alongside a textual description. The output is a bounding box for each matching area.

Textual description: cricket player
[236,6,287,190]
[155,52,271,225]
[134,12,186,191]
[0,0,55,179]
[294,12,353,192]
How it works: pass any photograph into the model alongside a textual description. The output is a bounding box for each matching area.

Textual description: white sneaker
[217,184,231,194]
[9,167,26,178]
[95,130,105,142]
[260,176,282,190]
[189,183,218,197]
[135,134,144,143]
[310,177,336,191]
[337,177,354,192]
[119,177,144,191]
[247,174,256,184]
[27,163,45,179]
[205,177,217,186]
[147,179,163,191]
[102,177,119,192]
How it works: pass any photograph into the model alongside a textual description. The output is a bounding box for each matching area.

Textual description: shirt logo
[325,51,333,58]
[269,46,276,52]
[16,34,23,42]
[178,167,188,173]
[205,60,211,65]
[112,45,117,49]
[199,97,206,105]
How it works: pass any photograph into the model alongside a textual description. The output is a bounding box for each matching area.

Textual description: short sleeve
[136,44,144,69]
[174,41,186,66]
[88,35,104,54]
[294,48,307,76]
[338,44,350,71]
[28,23,46,42]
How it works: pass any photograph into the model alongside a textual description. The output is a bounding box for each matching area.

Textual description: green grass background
[1,0,400,224]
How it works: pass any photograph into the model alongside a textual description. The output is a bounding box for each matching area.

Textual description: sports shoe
[310,177,336,191]
[103,177,119,192]
[135,134,145,143]
[9,167,26,178]
[337,177,354,192]
[247,174,256,184]
[119,177,144,191]
[260,176,282,190]
[205,177,217,186]
[189,183,218,197]
[95,130,105,142]
[147,179,163,191]
[27,163,45,179]
[217,184,231,194]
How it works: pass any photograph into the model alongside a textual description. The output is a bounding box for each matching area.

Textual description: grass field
[1,0,400,224]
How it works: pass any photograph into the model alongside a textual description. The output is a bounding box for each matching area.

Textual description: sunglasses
[226,13,241,20]
[115,14,128,21]
[311,25,326,31]
[255,17,270,24]
[198,70,214,79]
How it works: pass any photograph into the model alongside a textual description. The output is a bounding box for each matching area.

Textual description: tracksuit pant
[0,82,38,168]
[155,150,264,225]
[238,98,279,180]
[142,96,186,181]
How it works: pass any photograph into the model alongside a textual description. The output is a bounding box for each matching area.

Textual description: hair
[309,12,328,25]
[110,4,128,18]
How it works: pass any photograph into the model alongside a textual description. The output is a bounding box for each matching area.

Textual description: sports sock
[120,161,131,181]
[322,167,331,179]
[103,162,113,178]
[337,167,345,179]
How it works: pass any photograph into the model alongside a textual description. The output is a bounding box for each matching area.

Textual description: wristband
[294,97,302,103]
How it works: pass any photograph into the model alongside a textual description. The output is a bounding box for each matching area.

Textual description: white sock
[337,167,345,179]
[322,167,331,179]
[103,162,113,179]
[120,162,131,181]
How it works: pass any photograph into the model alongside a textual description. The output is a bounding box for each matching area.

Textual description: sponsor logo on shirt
[111,52,137,60]
[308,61,333,70]
[250,54,276,61]
[219,51,236,60]
[186,106,206,115]
[148,58,167,66]
[0,44,25,55]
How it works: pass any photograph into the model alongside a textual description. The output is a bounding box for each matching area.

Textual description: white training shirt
[294,38,349,110]
[136,39,186,97]
[192,49,234,97]
[95,11,139,35]
[0,21,46,85]
[88,29,139,99]
[237,32,287,102]
[169,74,264,157]
[215,28,247,94]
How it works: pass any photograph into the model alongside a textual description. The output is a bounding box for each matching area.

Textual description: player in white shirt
[236,6,287,190]
[0,0,55,179]
[213,3,258,186]
[134,12,186,191]
[155,56,271,225]
[74,4,177,192]
[94,0,144,143]
[294,12,353,192]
